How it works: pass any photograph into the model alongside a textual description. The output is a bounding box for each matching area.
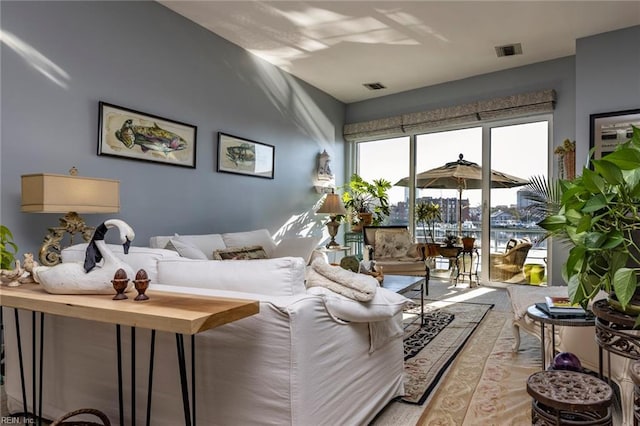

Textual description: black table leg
[116,325,124,426]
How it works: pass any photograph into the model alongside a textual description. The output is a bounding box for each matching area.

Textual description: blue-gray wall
[575,25,640,167]
[1,1,346,255]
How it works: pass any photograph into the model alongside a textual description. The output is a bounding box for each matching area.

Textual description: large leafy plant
[536,125,640,316]
[341,174,391,225]
[1,225,18,270]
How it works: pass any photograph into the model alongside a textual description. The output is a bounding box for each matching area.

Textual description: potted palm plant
[416,201,441,256]
[531,125,640,323]
[341,174,391,231]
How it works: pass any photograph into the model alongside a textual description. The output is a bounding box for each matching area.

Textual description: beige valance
[343,89,556,142]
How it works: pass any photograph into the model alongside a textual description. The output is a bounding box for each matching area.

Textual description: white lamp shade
[21,173,120,213]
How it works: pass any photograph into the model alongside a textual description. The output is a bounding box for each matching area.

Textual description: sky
[358,120,549,208]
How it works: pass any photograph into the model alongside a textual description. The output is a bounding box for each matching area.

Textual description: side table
[525,304,595,369]
[455,248,479,287]
[316,245,351,265]
[1,284,259,426]
[592,299,640,426]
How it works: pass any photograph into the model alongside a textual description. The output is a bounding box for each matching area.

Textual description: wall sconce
[21,168,120,266]
[316,189,346,248]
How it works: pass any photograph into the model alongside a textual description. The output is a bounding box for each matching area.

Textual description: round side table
[527,370,613,425]
[526,304,595,369]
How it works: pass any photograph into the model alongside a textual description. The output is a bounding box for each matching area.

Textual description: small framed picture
[98,102,197,168]
[217,132,275,179]
[589,108,640,160]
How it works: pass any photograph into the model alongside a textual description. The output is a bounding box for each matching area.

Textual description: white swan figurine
[32,219,136,294]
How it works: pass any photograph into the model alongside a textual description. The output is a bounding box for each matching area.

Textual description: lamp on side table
[316,189,347,248]
[21,168,120,266]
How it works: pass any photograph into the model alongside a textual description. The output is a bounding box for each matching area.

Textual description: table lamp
[316,189,347,248]
[21,168,120,266]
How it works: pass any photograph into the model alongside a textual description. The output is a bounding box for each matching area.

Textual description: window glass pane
[415,127,482,241]
[357,137,409,225]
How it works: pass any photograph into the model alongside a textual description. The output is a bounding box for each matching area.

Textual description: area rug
[417,310,540,425]
[401,300,494,405]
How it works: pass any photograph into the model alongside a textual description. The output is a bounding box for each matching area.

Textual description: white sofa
[4,229,408,425]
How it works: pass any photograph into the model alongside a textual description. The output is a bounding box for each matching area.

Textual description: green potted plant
[533,125,640,322]
[1,225,19,270]
[416,201,441,257]
[341,174,391,231]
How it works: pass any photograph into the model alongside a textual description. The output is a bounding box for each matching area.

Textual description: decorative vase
[351,212,373,232]
[133,269,150,301]
[462,237,475,250]
[111,268,129,300]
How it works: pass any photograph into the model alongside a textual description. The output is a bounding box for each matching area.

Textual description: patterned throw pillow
[374,229,413,258]
[212,245,268,260]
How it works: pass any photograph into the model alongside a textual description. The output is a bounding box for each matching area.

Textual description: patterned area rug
[417,310,540,425]
[401,301,493,405]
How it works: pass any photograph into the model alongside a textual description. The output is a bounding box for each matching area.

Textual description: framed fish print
[98,102,197,168]
[589,108,640,160]
[217,132,275,179]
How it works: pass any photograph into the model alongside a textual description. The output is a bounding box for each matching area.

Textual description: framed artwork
[589,108,640,160]
[98,101,197,168]
[217,132,275,179]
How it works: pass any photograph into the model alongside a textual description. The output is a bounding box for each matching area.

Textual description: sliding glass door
[354,117,550,284]
[487,121,549,284]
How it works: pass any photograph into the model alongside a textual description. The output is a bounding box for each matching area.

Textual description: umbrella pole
[458,187,463,237]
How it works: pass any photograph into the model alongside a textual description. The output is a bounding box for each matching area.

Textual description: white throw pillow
[272,236,321,264]
[156,256,306,296]
[165,236,208,260]
[222,229,277,257]
[149,234,226,260]
[307,286,411,322]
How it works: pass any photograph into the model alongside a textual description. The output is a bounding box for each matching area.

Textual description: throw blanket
[307,259,377,301]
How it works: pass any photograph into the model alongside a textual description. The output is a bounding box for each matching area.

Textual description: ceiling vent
[363,82,386,90]
[495,43,523,57]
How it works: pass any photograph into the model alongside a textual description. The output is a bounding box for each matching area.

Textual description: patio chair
[489,238,533,283]
[362,226,430,289]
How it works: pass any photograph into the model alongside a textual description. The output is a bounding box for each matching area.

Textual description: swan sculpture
[32,219,136,294]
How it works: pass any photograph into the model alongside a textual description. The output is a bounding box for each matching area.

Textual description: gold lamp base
[325,215,341,248]
[39,212,95,266]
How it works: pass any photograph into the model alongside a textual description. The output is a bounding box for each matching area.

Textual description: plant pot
[351,212,373,232]
[462,237,475,250]
[426,243,440,257]
[439,246,460,258]
[607,290,640,316]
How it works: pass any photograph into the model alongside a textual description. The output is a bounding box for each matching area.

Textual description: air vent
[363,82,386,90]
[495,43,523,57]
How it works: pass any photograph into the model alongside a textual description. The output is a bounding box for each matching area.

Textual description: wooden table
[1,283,259,426]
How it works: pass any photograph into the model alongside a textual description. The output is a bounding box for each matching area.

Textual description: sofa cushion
[150,234,226,260]
[374,228,413,258]
[222,229,277,257]
[61,244,180,282]
[272,236,320,264]
[156,257,306,296]
[212,245,268,260]
[165,236,208,260]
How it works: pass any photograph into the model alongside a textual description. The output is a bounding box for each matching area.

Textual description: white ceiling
[158,1,640,103]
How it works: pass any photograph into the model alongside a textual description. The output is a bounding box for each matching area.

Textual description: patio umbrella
[396,154,528,236]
